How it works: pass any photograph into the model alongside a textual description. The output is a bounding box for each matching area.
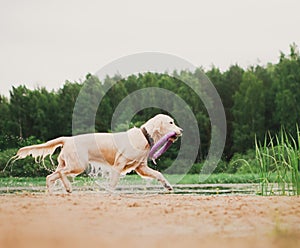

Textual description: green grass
[255,127,300,196]
[0,177,46,187]
[0,173,262,188]
[167,173,259,184]
[1,173,295,196]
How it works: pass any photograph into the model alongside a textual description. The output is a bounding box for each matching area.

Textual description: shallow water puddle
[0,183,261,195]
[1,182,296,195]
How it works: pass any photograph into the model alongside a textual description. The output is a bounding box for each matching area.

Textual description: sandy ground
[0,193,299,248]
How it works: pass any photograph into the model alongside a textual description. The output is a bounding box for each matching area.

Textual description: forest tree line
[0,44,300,166]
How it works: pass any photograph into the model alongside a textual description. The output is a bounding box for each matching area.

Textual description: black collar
[141,127,154,148]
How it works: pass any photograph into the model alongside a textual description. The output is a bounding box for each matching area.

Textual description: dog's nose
[178,128,183,135]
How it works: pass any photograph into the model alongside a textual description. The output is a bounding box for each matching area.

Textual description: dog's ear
[153,119,164,135]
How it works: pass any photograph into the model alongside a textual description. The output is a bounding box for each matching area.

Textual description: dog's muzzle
[169,128,183,142]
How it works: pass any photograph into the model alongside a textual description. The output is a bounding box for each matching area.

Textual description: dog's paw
[66,189,72,194]
[164,184,173,191]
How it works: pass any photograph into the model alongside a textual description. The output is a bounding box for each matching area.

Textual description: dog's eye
[169,121,173,124]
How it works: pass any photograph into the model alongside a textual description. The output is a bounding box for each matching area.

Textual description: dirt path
[0,193,299,248]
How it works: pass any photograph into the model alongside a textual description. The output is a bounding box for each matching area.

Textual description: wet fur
[10,114,182,193]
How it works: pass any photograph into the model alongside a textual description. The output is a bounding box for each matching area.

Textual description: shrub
[188,163,203,174]
[228,149,259,174]
[0,148,57,178]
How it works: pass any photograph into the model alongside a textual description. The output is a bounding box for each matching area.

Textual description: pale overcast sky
[0,0,299,96]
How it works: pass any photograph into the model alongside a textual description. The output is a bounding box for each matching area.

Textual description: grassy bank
[255,127,300,196]
[0,173,272,188]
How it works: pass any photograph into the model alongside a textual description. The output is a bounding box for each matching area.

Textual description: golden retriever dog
[12,114,183,193]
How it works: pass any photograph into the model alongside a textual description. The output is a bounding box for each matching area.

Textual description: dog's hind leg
[58,162,86,193]
[46,155,66,193]
[46,171,61,194]
[58,170,73,193]
[46,155,79,194]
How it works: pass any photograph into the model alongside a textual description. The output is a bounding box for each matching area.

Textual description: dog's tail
[4,137,67,172]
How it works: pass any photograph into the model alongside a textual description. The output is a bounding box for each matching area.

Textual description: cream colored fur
[12,114,182,193]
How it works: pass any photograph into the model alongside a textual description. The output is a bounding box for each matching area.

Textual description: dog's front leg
[108,169,120,190]
[135,165,173,191]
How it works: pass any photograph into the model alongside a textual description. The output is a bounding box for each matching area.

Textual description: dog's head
[142,114,183,143]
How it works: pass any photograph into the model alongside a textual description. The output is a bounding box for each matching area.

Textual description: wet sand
[0,193,299,248]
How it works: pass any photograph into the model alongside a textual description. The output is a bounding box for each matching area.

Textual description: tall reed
[255,126,300,196]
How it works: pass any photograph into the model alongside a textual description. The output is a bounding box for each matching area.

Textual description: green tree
[207,65,244,158]
[273,44,300,133]
[255,64,275,133]
[57,81,82,135]
[9,85,30,138]
[26,88,60,140]
[0,95,10,136]
[233,71,265,152]
[72,74,105,134]
[177,69,211,161]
